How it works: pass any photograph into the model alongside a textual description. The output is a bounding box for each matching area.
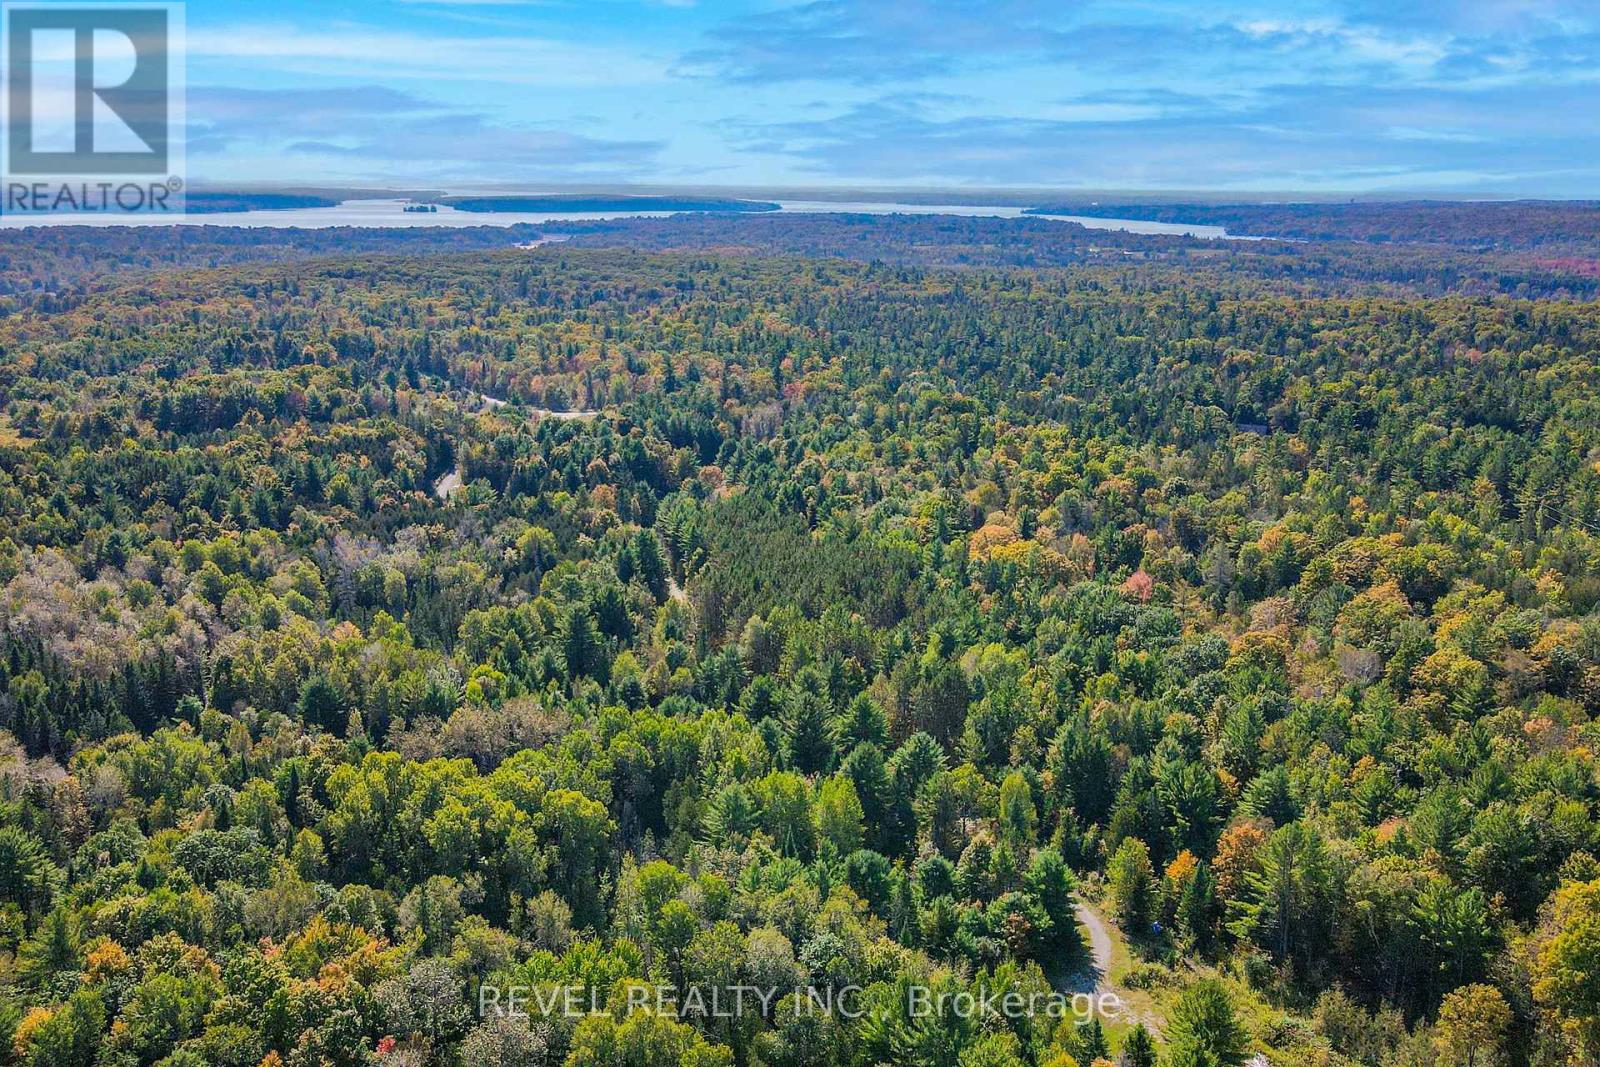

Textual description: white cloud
[183,83,664,181]
[186,24,669,87]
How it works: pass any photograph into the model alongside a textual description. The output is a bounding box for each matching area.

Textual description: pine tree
[1177,861,1217,951]
[888,867,920,947]
[17,907,78,987]
[562,607,605,683]
[997,771,1038,852]
[631,529,669,602]
[841,743,892,852]
[1119,1023,1156,1067]
[0,825,59,917]
[837,693,889,750]
[784,685,837,775]
[1229,822,1333,972]
[1024,848,1083,955]
[1078,1018,1109,1062]
[1166,980,1248,1067]
[1107,837,1156,931]
[1450,674,1496,721]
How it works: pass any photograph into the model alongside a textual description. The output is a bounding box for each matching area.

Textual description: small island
[441,195,781,214]
[403,203,439,213]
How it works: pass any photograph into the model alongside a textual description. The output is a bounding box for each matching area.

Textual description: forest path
[530,406,601,421]
[1072,901,1165,1039]
[481,392,602,421]
[434,467,463,500]
[1076,901,1116,991]
[436,397,601,500]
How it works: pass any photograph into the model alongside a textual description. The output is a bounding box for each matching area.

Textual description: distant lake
[782,200,1234,238]
[0,196,1235,239]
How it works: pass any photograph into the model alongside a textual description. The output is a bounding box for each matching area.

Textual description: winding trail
[1076,901,1116,993]
[480,392,601,421]
[531,407,602,421]
[1073,901,1165,1039]
[435,395,601,500]
[434,467,463,500]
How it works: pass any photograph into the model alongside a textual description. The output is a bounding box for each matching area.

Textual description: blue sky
[179,0,1600,195]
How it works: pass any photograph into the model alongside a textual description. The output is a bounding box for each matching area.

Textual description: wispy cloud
[174,0,1600,193]
[725,78,1600,191]
[188,24,669,87]
[679,0,1073,83]
[188,85,663,179]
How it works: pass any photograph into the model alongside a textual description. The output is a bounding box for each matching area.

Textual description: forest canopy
[1,211,1600,1067]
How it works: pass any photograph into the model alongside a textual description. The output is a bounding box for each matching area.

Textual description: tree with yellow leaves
[1534,878,1600,1062]
[1432,984,1510,1067]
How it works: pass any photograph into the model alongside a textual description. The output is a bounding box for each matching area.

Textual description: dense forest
[3,209,1600,1067]
[1022,201,1600,253]
[183,196,343,215]
[440,198,780,214]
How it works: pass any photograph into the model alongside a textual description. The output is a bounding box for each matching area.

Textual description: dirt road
[1074,901,1165,1038]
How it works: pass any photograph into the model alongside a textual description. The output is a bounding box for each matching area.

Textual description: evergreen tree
[1166,980,1248,1067]
[1119,1023,1156,1067]
[1108,838,1157,932]
[784,684,837,775]
[1177,861,1217,951]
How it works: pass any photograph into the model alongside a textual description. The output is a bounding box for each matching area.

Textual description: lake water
[0,196,1235,239]
[782,201,1233,238]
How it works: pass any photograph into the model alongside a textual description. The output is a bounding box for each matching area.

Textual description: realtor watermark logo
[479,983,1126,1025]
[2,1,184,214]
